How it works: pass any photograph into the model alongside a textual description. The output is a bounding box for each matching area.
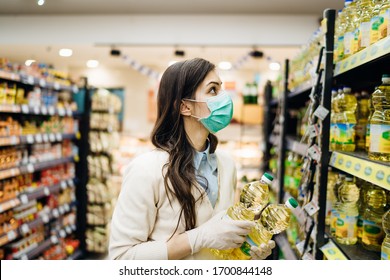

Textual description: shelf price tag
[39,79,46,87]
[304,201,320,216]
[21,104,29,114]
[19,194,29,205]
[42,134,49,142]
[20,224,30,235]
[56,133,62,141]
[60,181,67,190]
[42,214,50,223]
[33,106,40,115]
[65,226,72,234]
[59,206,65,215]
[48,106,55,115]
[50,235,59,244]
[27,163,35,173]
[320,241,348,260]
[64,204,70,212]
[27,76,34,85]
[307,144,321,162]
[49,133,56,142]
[59,230,66,238]
[10,136,19,145]
[308,124,320,138]
[26,135,34,144]
[54,82,60,90]
[52,209,60,218]
[7,230,17,241]
[41,106,48,115]
[21,254,29,260]
[43,187,50,196]
[58,107,65,116]
[314,105,329,121]
[67,179,74,187]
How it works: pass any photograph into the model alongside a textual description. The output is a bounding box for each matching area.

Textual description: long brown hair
[151,58,218,232]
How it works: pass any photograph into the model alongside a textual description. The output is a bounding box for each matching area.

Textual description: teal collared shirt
[194,143,218,207]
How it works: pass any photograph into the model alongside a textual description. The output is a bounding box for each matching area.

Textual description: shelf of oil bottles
[329,151,390,191]
[334,35,390,76]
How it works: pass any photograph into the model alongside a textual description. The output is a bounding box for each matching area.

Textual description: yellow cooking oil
[381,209,390,260]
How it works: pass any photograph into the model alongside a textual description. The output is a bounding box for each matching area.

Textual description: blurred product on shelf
[368,74,390,162]
[362,184,387,252]
[355,91,370,150]
[334,0,390,63]
[382,209,390,259]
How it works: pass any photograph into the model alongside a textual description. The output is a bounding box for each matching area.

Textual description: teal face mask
[184,91,233,133]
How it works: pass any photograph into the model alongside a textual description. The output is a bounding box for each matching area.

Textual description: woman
[109,58,275,260]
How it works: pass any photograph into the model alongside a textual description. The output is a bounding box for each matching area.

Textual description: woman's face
[192,69,222,118]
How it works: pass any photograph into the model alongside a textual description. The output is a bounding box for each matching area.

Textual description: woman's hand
[186,210,254,254]
[249,240,276,260]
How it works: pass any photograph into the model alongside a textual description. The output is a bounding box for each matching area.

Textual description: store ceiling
[2,0,343,15]
[1,0,343,72]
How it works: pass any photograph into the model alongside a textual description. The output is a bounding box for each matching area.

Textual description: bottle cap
[263,172,274,181]
[286,197,298,209]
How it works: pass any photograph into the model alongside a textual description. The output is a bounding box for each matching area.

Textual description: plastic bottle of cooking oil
[366,89,375,151]
[284,152,295,192]
[343,0,357,58]
[357,181,371,243]
[330,89,340,150]
[330,173,346,237]
[362,185,387,252]
[355,91,370,150]
[335,7,348,62]
[326,168,338,226]
[333,88,345,151]
[370,0,385,45]
[210,173,273,259]
[381,209,390,260]
[378,0,390,41]
[335,176,360,245]
[230,197,298,260]
[368,74,390,161]
[289,154,303,199]
[357,0,374,51]
[338,86,357,151]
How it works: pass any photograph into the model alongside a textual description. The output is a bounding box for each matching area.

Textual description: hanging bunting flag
[122,55,161,80]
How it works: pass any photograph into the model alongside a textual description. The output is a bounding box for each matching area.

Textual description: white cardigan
[109,149,237,260]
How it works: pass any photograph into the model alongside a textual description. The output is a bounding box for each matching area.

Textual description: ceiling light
[37,0,45,6]
[269,62,281,71]
[59,48,73,57]
[86,60,99,68]
[25,60,36,66]
[218,61,232,71]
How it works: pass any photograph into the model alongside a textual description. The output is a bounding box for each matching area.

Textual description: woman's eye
[209,87,217,94]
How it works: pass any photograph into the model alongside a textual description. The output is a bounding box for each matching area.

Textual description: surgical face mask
[183,91,233,134]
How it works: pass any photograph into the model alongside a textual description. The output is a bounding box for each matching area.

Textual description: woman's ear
[180,100,192,116]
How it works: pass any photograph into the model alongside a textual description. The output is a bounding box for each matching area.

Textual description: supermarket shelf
[0,133,76,147]
[0,104,74,117]
[0,156,75,181]
[0,198,20,214]
[324,228,381,260]
[15,224,77,260]
[334,36,390,76]
[329,151,390,191]
[0,202,76,247]
[67,249,83,260]
[274,232,298,260]
[286,136,308,156]
[288,82,312,99]
[0,69,79,93]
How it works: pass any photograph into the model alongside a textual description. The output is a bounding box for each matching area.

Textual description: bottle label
[370,16,383,44]
[362,220,385,246]
[379,9,390,39]
[359,22,371,48]
[369,124,390,153]
[330,123,338,144]
[337,36,344,59]
[336,123,355,145]
[330,209,340,235]
[336,213,358,238]
[344,31,354,55]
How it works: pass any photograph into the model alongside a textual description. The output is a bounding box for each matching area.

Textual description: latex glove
[249,240,276,260]
[186,210,255,254]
